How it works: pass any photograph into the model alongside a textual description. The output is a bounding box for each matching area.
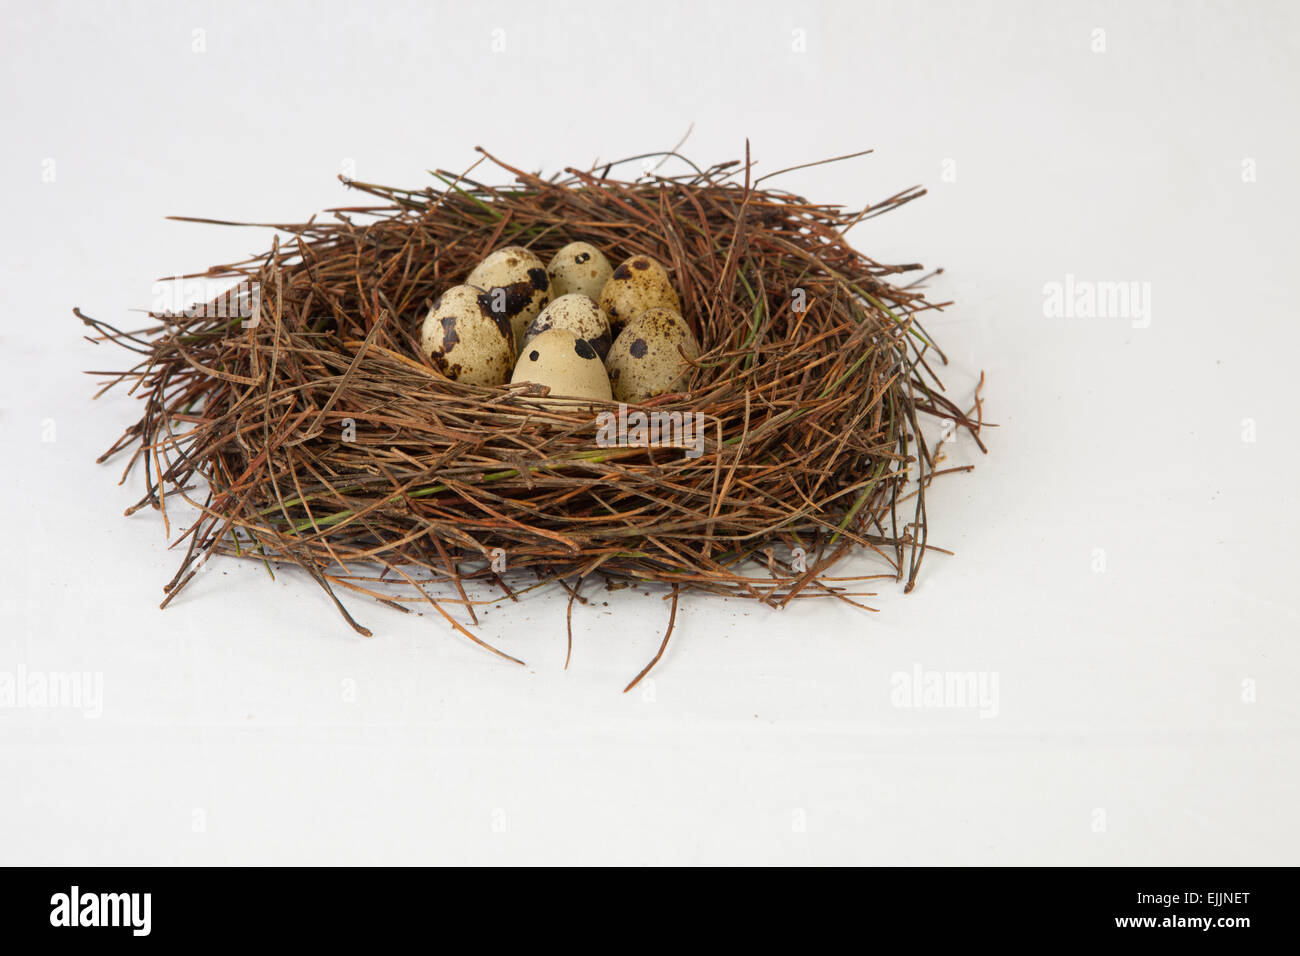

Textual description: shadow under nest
[79,147,984,685]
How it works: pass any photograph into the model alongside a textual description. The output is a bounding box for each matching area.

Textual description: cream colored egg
[598,254,681,339]
[466,245,552,349]
[605,308,700,403]
[547,242,613,301]
[523,293,613,360]
[420,285,514,386]
[510,328,612,402]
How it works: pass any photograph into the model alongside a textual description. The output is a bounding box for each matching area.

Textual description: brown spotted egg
[598,254,681,339]
[523,293,612,360]
[604,308,700,403]
[466,245,552,350]
[420,284,514,386]
[547,242,613,301]
[510,328,612,403]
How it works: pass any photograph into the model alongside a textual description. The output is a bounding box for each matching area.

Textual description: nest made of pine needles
[78,147,984,685]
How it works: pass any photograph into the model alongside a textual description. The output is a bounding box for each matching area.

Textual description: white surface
[1,0,1297,865]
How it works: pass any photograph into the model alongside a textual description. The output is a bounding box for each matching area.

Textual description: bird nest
[79,148,984,686]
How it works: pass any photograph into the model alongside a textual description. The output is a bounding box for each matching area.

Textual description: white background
[2,0,1297,865]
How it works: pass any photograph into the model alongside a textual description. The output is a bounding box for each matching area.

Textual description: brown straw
[77,146,983,684]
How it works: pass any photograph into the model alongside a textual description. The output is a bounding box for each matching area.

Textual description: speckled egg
[420,284,514,386]
[598,254,681,339]
[466,245,552,349]
[605,308,700,403]
[523,293,612,360]
[547,242,613,301]
[510,328,612,402]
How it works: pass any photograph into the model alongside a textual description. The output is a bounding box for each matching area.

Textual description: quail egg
[466,245,552,349]
[547,241,613,301]
[605,308,700,403]
[523,293,612,360]
[420,284,514,386]
[510,328,613,402]
[598,254,681,339]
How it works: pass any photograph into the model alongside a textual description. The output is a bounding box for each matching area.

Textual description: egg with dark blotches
[510,328,613,403]
[466,246,552,350]
[523,293,612,360]
[547,241,613,301]
[598,254,681,339]
[420,285,514,386]
[605,308,700,403]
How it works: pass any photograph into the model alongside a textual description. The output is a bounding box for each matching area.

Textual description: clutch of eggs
[424,243,697,402]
